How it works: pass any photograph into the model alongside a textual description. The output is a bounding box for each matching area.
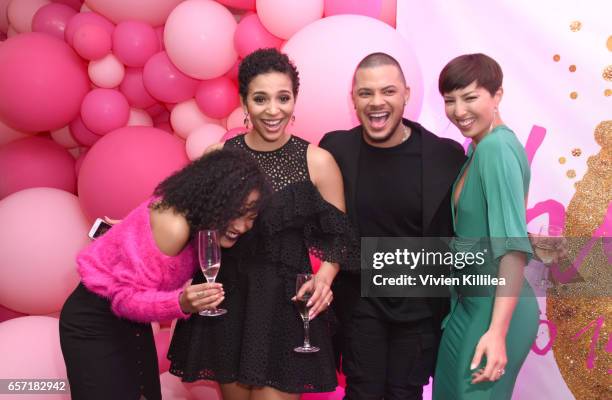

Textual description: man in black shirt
[319,53,466,400]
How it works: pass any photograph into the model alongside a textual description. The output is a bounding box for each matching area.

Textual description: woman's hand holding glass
[292,274,333,320]
[179,282,225,314]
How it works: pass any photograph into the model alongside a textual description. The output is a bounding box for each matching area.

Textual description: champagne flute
[198,230,226,316]
[533,225,563,288]
[294,273,319,353]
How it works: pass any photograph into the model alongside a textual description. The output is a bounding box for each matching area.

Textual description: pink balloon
[120,67,157,109]
[170,99,221,139]
[226,107,245,130]
[70,116,101,146]
[195,77,240,120]
[51,125,79,148]
[147,103,168,119]
[164,0,238,79]
[32,3,77,39]
[186,123,227,160]
[0,189,88,313]
[0,304,26,323]
[234,14,283,59]
[155,121,173,134]
[78,126,188,219]
[113,20,159,67]
[80,88,130,134]
[52,0,83,11]
[160,372,193,399]
[0,137,76,199]
[72,23,112,60]
[143,51,198,103]
[221,126,247,142]
[84,0,183,26]
[0,119,33,147]
[217,0,255,10]
[0,317,68,384]
[379,0,396,27]
[0,33,89,132]
[64,11,114,47]
[155,329,172,374]
[324,0,382,18]
[7,0,50,33]
[224,59,240,84]
[257,0,324,40]
[88,54,125,88]
[283,15,423,144]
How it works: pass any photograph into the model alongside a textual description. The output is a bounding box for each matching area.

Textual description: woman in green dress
[432,53,539,399]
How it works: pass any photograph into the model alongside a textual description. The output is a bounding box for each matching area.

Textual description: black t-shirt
[356,128,432,322]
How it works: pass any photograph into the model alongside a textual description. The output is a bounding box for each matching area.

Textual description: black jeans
[342,300,438,400]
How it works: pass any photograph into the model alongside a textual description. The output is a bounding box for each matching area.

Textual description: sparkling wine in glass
[198,230,226,316]
[533,225,563,289]
[294,273,319,353]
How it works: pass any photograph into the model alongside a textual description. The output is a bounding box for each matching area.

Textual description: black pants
[59,283,161,400]
[342,300,438,400]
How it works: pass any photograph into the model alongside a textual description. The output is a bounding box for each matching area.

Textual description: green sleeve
[477,134,532,261]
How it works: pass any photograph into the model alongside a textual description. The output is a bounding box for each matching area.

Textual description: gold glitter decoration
[604,65,612,81]
[548,120,612,400]
[569,21,582,32]
[605,89,612,97]
[570,92,578,99]
[566,169,577,178]
[607,36,612,51]
[553,54,561,62]
[572,148,582,157]
[559,157,567,164]
[569,65,577,72]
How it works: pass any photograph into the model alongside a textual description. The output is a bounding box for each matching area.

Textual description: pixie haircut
[354,52,406,85]
[238,48,300,101]
[438,53,503,96]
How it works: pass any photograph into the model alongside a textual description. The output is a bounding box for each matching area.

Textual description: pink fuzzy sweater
[77,198,196,323]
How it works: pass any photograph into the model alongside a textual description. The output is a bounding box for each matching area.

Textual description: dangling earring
[488,108,498,133]
[290,115,296,125]
[243,111,250,129]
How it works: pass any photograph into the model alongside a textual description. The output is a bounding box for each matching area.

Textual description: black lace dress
[167,135,358,393]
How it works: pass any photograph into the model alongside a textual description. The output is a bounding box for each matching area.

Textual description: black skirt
[59,283,161,400]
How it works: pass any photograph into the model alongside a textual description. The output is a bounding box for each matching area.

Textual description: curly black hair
[152,148,269,236]
[238,48,300,101]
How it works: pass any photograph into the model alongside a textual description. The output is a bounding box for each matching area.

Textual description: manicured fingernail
[470,363,476,370]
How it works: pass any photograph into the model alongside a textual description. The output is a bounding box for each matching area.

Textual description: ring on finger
[197,291,204,298]
[497,368,505,376]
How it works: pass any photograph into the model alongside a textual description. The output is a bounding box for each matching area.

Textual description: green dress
[432,126,539,400]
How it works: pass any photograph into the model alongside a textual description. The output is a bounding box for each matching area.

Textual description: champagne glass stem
[303,319,311,348]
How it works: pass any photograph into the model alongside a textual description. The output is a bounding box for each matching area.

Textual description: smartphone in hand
[88,218,113,240]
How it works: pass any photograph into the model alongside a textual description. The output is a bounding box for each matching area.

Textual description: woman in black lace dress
[168,49,357,399]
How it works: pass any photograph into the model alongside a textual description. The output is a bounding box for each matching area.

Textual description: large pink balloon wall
[0,0,400,399]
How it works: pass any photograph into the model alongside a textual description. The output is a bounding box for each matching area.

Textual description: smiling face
[242,71,295,147]
[352,64,410,147]
[218,190,260,248]
[443,81,502,144]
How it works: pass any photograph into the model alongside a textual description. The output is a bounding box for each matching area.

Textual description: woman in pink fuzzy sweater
[59,148,268,400]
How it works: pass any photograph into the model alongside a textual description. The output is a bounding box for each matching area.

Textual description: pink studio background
[0,0,610,399]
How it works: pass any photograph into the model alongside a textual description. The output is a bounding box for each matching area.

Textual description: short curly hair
[238,48,300,101]
[152,148,269,236]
